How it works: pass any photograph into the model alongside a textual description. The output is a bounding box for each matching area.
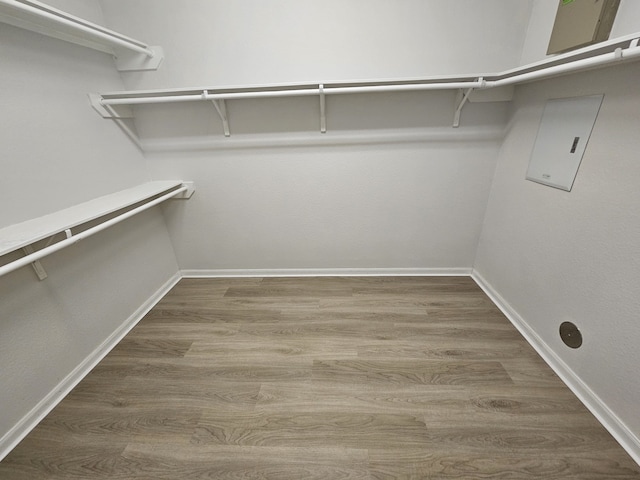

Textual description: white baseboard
[0,272,182,462]
[471,269,640,466]
[181,267,473,278]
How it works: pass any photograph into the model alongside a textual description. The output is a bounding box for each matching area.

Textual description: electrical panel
[547,0,620,55]
[526,95,603,192]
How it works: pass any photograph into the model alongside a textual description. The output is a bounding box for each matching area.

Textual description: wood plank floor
[1,276,639,479]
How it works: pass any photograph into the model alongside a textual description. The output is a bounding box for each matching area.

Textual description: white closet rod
[325,82,483,95]
[100,81,485,106]
[97,36,640,107]
[0,186,186,279]
[487,39,640,87]
[0,0,154,57]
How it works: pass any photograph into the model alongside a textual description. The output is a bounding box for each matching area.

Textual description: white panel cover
[526,94,604,191]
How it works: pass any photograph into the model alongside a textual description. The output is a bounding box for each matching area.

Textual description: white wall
[100,0,532,90]
[95,0,521,273]
[0,4,179,453]
[611,0,640,39]
[35,0,106,23]
[0,19,142,225]
[150,133,501,272]
[474,61,640,444]
[140,92,507,274]
[136,81,508,274]
[520,0,640,65]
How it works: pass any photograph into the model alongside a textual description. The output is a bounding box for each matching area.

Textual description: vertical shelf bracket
[453,77,482,128]
[88,94,142,151]
[22,245,47,280]
[114,46,164,72]
[319,83,327,133]
[207,91,230,137]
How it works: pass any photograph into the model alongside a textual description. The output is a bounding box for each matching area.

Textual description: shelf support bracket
[206,91,230,137]
[620,38,640,59]
[114,46,164,72]
[88,94,142,151]
[453,77,482,128]
[319,83,326,133]
[22,245,47,281]
[172,181,196,199]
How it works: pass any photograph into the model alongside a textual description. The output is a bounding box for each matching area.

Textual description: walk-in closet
[1,1,639,477]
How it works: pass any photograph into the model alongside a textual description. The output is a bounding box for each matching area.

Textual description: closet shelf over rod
[91,32,640,131]
[0,0,163,71]
[97,79,486,106]
[0,181,195,280]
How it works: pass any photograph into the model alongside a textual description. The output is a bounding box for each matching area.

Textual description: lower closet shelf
[0,180,194,279]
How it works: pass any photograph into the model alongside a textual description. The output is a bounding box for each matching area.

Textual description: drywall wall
[474,61,640,446]
[99,0,532,90]
[96,0,516,272]
[520,0,640,65]
[36,0,105,23]
[136,74,509,273]
[0,23,144,225]
[0,6,179,454]
[145,93,506,271]
[611,0,640,39]
[152,138,501,272]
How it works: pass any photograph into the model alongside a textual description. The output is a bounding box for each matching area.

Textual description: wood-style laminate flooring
[1,276,639,479]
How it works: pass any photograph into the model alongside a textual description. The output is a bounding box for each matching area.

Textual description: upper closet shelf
[91,32,640,132]
[0,181,195,280]
[0,0,163,71]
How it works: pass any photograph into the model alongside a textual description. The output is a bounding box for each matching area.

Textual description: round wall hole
[560,321,582,349]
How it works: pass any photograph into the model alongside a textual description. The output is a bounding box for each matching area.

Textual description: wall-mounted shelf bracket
[171,181,196,199]
[88,93,141,150]
[453,78,483,128]
[114,46,164,72]
[89,93,133,119]
[206,91,230,137]
[319,84,327,133]
[22,245,47,280]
